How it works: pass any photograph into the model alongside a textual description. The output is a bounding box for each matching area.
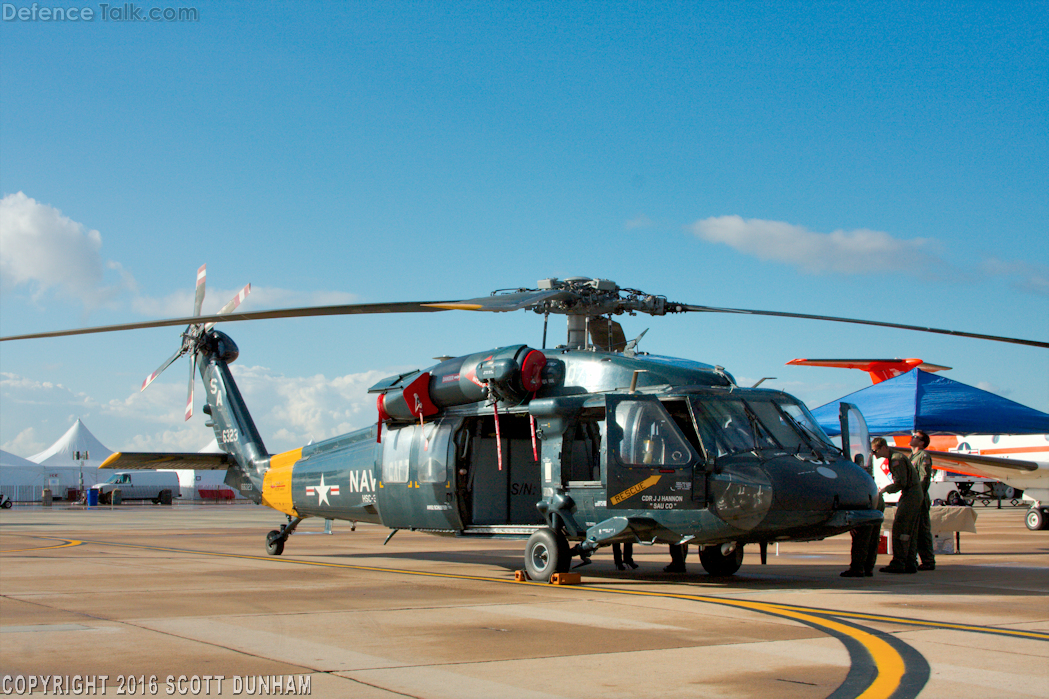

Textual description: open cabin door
[839,402,871,469]
[604,395,702,511]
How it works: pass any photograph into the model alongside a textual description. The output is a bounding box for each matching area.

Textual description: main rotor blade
[193,265,206,318]
[141,346,186,392]
[678,304,1049,349]
[0,301,454,342]
[423,289,576,312]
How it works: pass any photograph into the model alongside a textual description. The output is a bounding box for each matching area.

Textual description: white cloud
[976,381,1012,398]
[980,258,1049,296]
[625,214,656,230]
[0,372,96,410]
[0,192,135,308]
[689,215,940,275]
[231,364,394,449]
[1,192,359,320]
[1,427,45,455]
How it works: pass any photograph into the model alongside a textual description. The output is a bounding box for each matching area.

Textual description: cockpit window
[690,399,777,456]
[777,401,836,448]
[614,401,693,467]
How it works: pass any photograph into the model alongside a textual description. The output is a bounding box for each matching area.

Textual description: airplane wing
[100,452,234,470]
[890,447,1039,481]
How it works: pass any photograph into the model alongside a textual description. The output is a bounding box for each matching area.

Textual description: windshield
[690,398,777,456]
[689,396,836,457]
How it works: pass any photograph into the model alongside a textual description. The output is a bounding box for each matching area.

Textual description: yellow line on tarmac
[37,537,907,699]
[767,604,1049,641]
[0,538,83,553]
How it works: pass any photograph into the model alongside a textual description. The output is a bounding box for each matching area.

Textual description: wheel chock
[514,570,530,582]
[549,572,582,585]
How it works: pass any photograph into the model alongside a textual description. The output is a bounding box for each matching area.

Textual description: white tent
[29,419,113,468]
[14,419,115,498]
[1,449,80,501]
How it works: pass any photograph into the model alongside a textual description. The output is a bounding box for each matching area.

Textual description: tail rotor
[139,265,251,420]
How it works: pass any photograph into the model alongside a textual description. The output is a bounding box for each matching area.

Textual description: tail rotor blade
[204,283,251,331]
[193,265,206,317]
[141,347,185,392]
[185,352,197,421]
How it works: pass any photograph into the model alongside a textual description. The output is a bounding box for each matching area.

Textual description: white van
[92,471,181,504]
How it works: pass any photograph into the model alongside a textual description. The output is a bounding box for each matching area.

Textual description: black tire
[1,500,11,509]
[699,543,745,576]
[266,530,285,556]
[946,491,962,506]
[1025,508,1046,531]
[524,528,570,582]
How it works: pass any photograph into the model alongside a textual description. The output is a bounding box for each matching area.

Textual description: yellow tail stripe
[262,448,301,516]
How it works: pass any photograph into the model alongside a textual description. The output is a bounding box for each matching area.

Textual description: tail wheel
[265,530,285,556]
[699,543,745,576]
[524,528,570,582]
[1025,508,1047,531]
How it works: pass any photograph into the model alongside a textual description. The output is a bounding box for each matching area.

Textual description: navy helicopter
[4,272,1045,580]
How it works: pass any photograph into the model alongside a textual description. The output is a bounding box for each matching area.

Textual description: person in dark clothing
[841,451,885,577]
[664,543,688,573]
[909,430,936,571]
[612,542,637,570]
[874,437,922,574]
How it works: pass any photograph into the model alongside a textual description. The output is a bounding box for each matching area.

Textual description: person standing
[664,543,688,573]
[910,430,936,571]
[841,452,885,577]
[874,437,921,574]
[612,542,638,570]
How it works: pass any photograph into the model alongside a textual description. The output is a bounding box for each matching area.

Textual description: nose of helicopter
[709,455,880,535]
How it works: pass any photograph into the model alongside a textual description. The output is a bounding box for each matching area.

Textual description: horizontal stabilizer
[100,451,234,470]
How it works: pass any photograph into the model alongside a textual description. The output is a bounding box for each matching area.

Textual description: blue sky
[2,2,1046,456]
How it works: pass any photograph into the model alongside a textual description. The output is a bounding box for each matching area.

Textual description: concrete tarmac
[1,502,1046,698]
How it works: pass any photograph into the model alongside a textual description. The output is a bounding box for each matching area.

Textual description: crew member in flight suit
[874,437,921,574]
[909,430,936,571]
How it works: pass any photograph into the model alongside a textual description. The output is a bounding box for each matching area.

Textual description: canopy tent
[1,448,92,500]
[28,418,113,468]
[811,369,1049,437]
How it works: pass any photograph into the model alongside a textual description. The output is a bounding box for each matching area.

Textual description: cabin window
[381,425,413,484]
[418,420,449,484]
[614,401,691,467]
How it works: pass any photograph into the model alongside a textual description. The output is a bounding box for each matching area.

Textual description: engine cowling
[374,345,547,421]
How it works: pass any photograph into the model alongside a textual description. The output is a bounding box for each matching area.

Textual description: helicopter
[3,272,1046,581]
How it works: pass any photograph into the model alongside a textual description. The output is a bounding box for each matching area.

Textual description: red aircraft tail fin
[785,358,951,384]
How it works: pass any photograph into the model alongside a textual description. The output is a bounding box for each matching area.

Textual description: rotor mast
[530,277,668,350]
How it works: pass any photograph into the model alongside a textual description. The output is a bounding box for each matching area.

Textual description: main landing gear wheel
[524,528,571,582]
[946,490,963,506]
[699,543,745,576]
[265,530,285,556]
[1025,508,1048,531]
